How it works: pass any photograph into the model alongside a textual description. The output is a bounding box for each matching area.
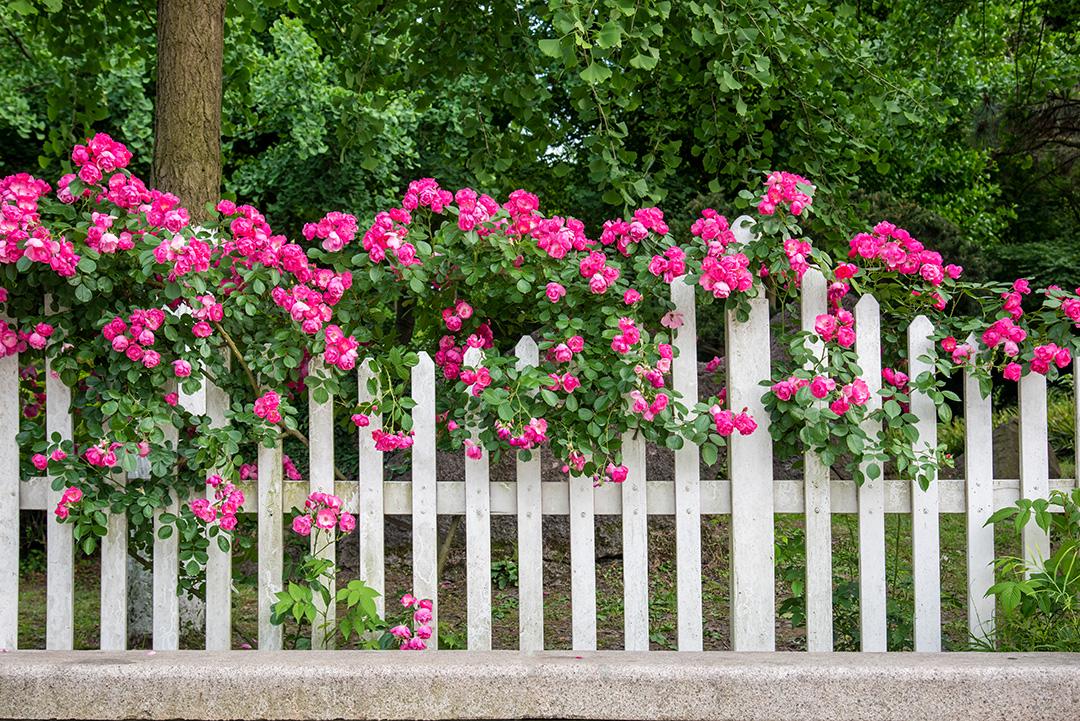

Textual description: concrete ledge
[0,650,1078,720]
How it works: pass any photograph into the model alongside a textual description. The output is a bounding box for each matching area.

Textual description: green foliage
[983,489,1080,651]
[490,559,519,590]
[2,0,1076,276]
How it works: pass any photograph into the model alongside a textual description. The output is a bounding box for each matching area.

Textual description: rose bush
[3,135,1078,591]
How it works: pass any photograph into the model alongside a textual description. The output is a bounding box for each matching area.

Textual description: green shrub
[981,489,1080,651]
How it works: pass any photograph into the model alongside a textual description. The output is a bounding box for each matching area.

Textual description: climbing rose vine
[2,135,1077,583]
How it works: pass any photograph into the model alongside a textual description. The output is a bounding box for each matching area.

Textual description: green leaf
[538,38,563,57]
[580,62,612,84]
[596,21,622,49]
[701,443,718,467]
[629,53,659,70]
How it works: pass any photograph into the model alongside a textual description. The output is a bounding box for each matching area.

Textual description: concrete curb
[0,650,1078,720]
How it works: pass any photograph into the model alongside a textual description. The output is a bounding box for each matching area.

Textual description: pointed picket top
[800,268,828,355]
[731,215,758,245]
[464,345,483,369]
[515,335,539,367]
[908,314,935,350]
[854,294,882,406]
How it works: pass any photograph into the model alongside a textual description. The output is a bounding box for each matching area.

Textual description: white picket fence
[0,237,1074,654]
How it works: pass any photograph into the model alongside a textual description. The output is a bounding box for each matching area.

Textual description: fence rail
[2,249,1077,653]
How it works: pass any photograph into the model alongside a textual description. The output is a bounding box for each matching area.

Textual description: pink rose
[809,376,833,400]
[315,507,337,530]
[338,512,356,534]
[291,515,312,536]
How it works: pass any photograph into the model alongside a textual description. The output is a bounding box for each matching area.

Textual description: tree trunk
[151,0,225,219]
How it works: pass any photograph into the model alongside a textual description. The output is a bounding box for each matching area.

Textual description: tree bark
[152,0,225,219]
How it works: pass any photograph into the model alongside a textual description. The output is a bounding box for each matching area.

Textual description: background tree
[152,0,226,215]
[1,0,1076,283]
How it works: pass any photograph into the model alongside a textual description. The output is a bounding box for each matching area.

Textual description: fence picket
[963,341,995,642]
[671,276,703,650]
[45,304,73,649]
[855,295,886,651]
[308,361,335,649]
[726,292,775,651]
[569,472,597,650]
[0,342,17,649]
[152,392,182,651]
[357,360,385,618]
[514,337,543,651]
[621,429,649,651]
[463,347,491,650]
[411,352,439,648]
[1019,372,1051,568]
[152,496,180,650]
[1015,371,1049,569]
[1075,358,1080,486]
[800,268,832,651]
[1075,357,1080,488]
[204,374,231,650]
[257,440,283,650]
[99,472,127,650]
[908,315,941,651]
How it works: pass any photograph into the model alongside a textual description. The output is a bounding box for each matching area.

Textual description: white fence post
[855,295,886,651]
[99,471,128,650]
[514,337,544,651]
[671,276,703,650]
[411,352,439,647]
[726,291,775,651]
[800,268,832,651]
[963,337,994,642]
[621,428,649,651]
[257,439,283,650]
[204,372,232,650]
[463,347,491,650]
[45,297,73,650]
[1074,357,1080,484]
[569,471,597,651]
[308,360,335,649]
[908,315,941,651]
[357,360,385,618]
[153,385,181,651]
[1019,372,1051,569]
[0,339,18,649]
